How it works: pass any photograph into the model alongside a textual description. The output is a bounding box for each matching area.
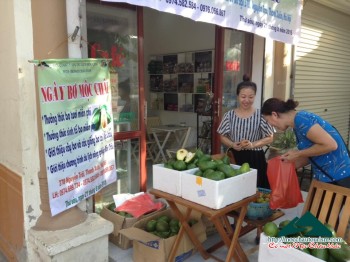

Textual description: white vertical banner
[35,58,117,216]
[102,0,302,44]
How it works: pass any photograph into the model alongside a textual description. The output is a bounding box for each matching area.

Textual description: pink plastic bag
[267,156,304,209]
[115,193,164,218]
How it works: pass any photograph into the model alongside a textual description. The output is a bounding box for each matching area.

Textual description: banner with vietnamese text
[36,59,116,216]
[103,0,302,44]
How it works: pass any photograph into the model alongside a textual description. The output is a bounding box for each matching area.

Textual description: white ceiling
[312,0,350,15]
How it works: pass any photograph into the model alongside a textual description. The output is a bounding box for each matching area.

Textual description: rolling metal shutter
[293,1,350,144]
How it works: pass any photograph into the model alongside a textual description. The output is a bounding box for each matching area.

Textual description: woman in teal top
[261,98,350,188]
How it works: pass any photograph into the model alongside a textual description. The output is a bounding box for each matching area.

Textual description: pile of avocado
[145,214,197,239]
[162,148,250,181]
[298,224,350,262]
[264,220,350,261]
[107,203,133,218]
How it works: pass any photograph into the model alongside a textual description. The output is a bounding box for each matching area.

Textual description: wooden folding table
[149,188,258,262]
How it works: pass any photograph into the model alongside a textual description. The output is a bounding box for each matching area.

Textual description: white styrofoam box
[258,233,323,262]
[181,165,257,209]
[152,164,190,196]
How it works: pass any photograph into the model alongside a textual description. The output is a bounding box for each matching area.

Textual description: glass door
[212,27,253,153]
[85,1,146,213]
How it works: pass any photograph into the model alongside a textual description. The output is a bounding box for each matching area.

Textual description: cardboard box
[119,209,207,262]
[258,233,323,261]
[153,164,191,196]
[181,165,257,209]
[100,200,166,249]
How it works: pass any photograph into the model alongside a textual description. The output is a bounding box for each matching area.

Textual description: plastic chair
[302,179,350,243]
[166,127,192,159]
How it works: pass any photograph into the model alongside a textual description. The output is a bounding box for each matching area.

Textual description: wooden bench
[302,179,350,243]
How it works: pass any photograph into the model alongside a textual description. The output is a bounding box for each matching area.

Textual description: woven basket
[246,188,272,220]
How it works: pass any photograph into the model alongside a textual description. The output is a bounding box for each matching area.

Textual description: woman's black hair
[236,74,257,95]
[261,98,299,115]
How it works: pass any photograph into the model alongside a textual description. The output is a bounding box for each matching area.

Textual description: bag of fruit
[267,156,303,209]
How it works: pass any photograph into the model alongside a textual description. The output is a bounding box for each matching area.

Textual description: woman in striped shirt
[217,74,274,188]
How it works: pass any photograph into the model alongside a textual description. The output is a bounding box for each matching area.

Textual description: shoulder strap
[294,127,334,181]
[308,125,349,182]
[308,157,334,181]
[332,125,350,156]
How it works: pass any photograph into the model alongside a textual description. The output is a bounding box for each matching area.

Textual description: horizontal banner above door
[102,0,302,44]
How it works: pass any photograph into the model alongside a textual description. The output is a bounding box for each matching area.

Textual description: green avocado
[167,158,177,166]
[170,224,180,233]
[118,211,126,216]
[310,248,329,261]
[203,169,215,178]
[214,159,224,165]
[300,248,310,254]
[169,218,179,227]
[329,242,350,262]
[194,170,203,177]
[107,203,116,212]
[205,171,225,181]
[216,164,236,178]
[125,212,133,218]
[198,154,212,162]
[157,215,171,223]
[194,149,204,158]
[173,160,187,171]
[186,163,197,170]
[164,163,174,169]
[156,220,170,232]
[198,161,217,172]
[146,220,157,232]
[157,230,170,238]
[239,163,250,174]
[221,155,231,165]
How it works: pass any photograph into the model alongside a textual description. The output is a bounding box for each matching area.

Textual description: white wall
[1,0,41,252]
[252,35,265,109]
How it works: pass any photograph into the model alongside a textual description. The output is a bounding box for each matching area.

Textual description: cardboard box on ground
[100,198,166,249]
[119,207,207,262]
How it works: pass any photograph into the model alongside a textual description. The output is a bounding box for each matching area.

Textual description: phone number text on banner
[102,0,302,44]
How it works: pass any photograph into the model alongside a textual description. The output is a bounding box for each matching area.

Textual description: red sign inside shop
[225,60,240,71]
[90,43,125,68]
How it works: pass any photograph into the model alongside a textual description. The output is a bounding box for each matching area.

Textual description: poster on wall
[35,59,117,216]
[102,0,302,44]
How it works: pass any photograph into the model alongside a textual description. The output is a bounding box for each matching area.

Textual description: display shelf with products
[148,50,214,113]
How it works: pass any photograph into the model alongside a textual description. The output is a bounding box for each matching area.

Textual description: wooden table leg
[210,216,240,261]
[167,201,210,260]
[225,206,249,262]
